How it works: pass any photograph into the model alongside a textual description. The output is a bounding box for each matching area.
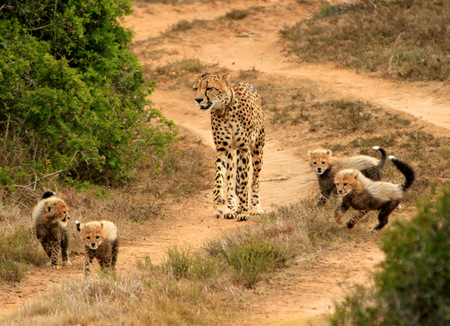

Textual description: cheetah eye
[343,183,348,187]
[321,161,325,165]
[96,235,100,240]
[193,87,198,91]
[86,236,91,240]
[206,87,213,91]
[313,161,317,165]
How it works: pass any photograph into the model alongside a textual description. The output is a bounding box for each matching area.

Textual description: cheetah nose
[195,98,203,104]
[91,243,96,247]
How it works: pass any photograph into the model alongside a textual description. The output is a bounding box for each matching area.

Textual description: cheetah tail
[389,156,415,191]
[372,146,387,170]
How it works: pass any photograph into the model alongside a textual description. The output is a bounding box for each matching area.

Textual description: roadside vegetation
[281,0,449,81]
[331,188,449,325]
[0,0,177,194]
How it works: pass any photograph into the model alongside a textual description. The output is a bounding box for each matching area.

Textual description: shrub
[0,0,177,188]
[219,239,288,288]
[331,188,450,325]
[162,246,193,280]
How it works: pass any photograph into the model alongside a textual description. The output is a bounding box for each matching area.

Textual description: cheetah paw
[52,265,62,270]
[63,260,72,266]
[213,205,226,219]
[224,212,236,219]
[236,213,249,222]
[223,207,237,219]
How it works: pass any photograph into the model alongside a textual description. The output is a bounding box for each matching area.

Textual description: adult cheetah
[193,73,266,221]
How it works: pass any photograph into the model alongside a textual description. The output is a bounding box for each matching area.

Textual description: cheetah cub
[75,220,119,275]
[334,156,415,231]
[308,146,387,206]
[32,191,71,269]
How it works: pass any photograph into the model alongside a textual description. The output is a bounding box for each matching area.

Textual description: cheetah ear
[352,170,360,178]
[221,72,230,83]
[308,150,312,158]
[100,222,104,228]
[326,150,332,157]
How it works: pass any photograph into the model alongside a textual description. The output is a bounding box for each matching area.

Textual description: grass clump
[0,226,47,283]
[154,58,207,79]
[281,0,449,81]
[331,187,450,325]
[220,239,285,288]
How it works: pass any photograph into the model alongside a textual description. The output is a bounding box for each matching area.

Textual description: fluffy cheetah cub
[308,146,387,206]
[32,191,71,269]
[334,156,415,231]
[75,220,119,275]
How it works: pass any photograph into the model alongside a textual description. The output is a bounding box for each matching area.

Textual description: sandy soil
[1,0,448,323]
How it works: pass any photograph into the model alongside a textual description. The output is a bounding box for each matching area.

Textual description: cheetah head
[76,221,107,250]
[308,149,332,175]
[334,169,361,196]
[44,197,70,224]
[192,73,233,113]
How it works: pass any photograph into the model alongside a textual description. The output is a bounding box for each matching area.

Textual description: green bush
[331,188,450,325]
[0,0,177,187]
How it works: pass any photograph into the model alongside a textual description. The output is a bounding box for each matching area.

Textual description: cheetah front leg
[41,240,61,269]
[224,148,237,219]
[212,150,228,219]
[49,240,62,269]
[60,227,72,266]
[236,148,251,221]
[84,250,95,276]
[347,210,369,229]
